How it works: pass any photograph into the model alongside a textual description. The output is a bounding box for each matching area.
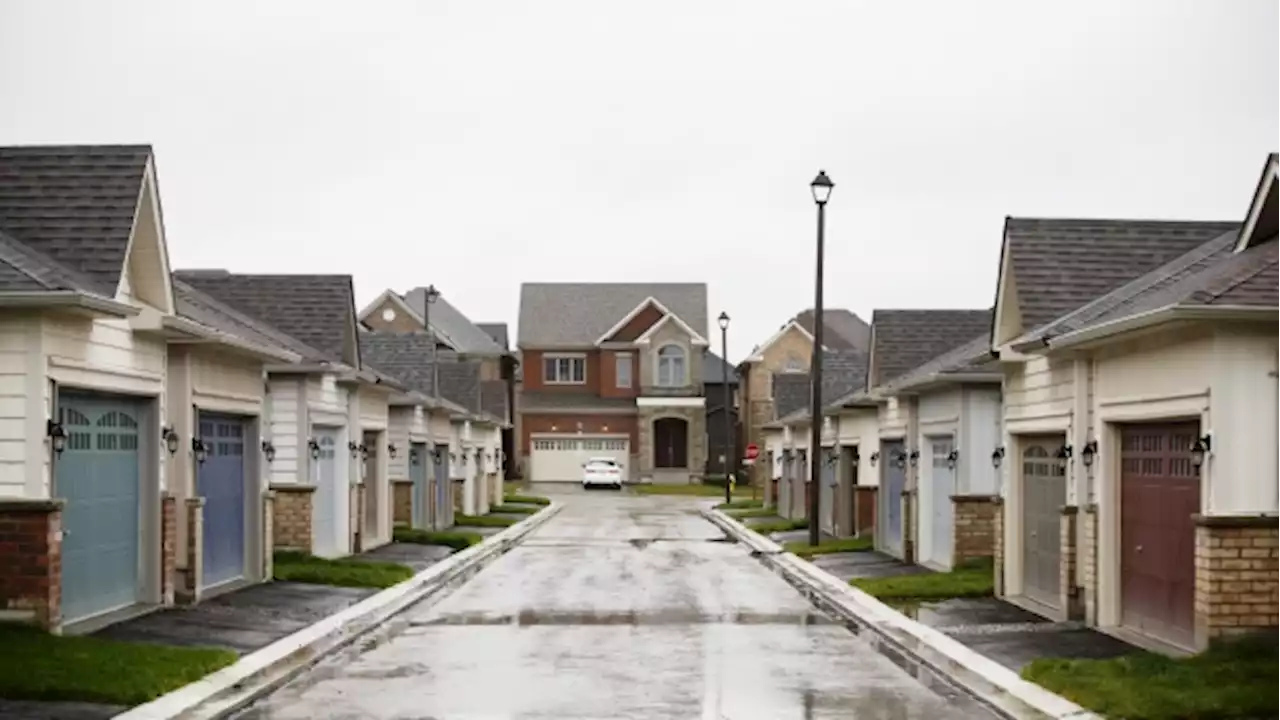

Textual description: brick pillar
[453,480,464,514]
[271,485,315,552]
[160,493,176,606]
[1193,515,1279,650]
[262,491,275,580]
[901,489,915,564]
[992,498,1005,596]
[392,480,413,525]
[1082,504,1098,624]
[0,499,63,630]
[1060,506,1082,619]
[951,494,998,566]
[854,487,877,538]
[178,497,205,605]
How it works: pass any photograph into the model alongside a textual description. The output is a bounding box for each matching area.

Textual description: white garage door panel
[531,436,629,482]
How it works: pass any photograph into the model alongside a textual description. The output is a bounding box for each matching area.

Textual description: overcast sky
[1,1,1275,359]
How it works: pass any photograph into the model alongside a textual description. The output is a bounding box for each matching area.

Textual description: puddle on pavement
[415,609,836,627]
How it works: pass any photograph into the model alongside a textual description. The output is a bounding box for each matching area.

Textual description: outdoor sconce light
[192,437,209,464]
[387,443,398,459]
[991,446,1005,469]
[1056,444,1073,469]
[825,451,838,467]
[409,448,420,466]
[1190,435,1212,468]
[946,449,959,470]
[261,440,276,463]
[161,425,180,455]
[358,444,370,461]
[869,451,879,467]
[908,450,920,468]
[851,448,861,463]
[431,447,443,463]
[348,441,360,459]
[1081,440,1097,468]
[46,419,68,454]
[308,438,322,460]
[484,451,493,462]
[449,451,458,463]
[893,451,907,471]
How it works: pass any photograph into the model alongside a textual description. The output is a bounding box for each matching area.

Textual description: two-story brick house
[517,283,709,484]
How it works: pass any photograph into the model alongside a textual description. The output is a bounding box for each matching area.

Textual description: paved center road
[236,487,988,719]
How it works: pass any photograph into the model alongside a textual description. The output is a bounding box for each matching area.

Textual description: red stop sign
[745,444,760,460]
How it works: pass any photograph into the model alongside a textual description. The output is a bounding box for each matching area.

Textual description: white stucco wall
[877,397,909,440]
[266,376,305,486]
[835,408,881,488]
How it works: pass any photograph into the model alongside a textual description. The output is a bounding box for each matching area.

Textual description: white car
[582,457,624,489]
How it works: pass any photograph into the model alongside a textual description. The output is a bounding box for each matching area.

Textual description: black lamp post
[808,169,833,548]
[718,311,732,505]
[425,284,440,400]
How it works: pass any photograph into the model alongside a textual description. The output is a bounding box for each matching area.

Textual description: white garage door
[531,436,629,482]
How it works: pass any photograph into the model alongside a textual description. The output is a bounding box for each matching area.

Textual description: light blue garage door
[197,413,247,588]
[56,393,143,623]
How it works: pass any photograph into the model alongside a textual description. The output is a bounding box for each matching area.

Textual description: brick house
[516,283,709,484]
[702,352,740,477]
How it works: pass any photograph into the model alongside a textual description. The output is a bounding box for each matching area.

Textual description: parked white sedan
[581,457,625,489]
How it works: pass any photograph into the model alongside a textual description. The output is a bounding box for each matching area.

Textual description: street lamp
[808,169,833,547]
[425,284,440,400]
[718,311,733,506]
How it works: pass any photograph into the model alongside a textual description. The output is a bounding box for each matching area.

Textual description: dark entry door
[410,442,428,528]
[1021,437,1066,608]
[653,418,688,468]
[198,413,247,588]
[433,444,452,528]
[879,440,906,556]
[1120,422,1200,648]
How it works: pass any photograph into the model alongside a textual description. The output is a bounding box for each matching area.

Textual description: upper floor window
[615,353,633,388]
[656,344,686,387]
[783,354,805,373]
[544,354,585,384]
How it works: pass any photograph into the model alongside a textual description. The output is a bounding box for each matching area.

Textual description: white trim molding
[636,396,706,408]
[745,320,818,362]
[1234,152,1278,254]
[593,296,673,345]
[633,312,710,347]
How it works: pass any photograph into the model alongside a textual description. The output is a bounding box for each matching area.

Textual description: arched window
[657,344,686,387]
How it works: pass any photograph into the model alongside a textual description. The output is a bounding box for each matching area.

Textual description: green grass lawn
[392,526,483,551]
[851,558,994,601]
[1023,635,1278,720]
[748,518,809,534]
[273,551,414,589]
[783,536,873,559]
[727,507,778,520]
[0,623,237,706]
[630,484,738,497]
[455,513,517,528]
[715,499,764,511]
[503,493,551,506]
[489,503,539,515]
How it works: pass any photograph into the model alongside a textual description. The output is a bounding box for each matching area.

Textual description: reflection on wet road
[235,486,986,719]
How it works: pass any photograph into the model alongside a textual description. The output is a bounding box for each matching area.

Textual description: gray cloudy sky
[1,1,1275,359]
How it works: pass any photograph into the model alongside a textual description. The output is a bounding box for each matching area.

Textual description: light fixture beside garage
[46,419,68,454]
[825,452,838,467]
[907,450,919,468]
[358,444,370,461]
[161,426,180,455]
[851,448,860,463]
[1056,444,1073,469]
[308,438,322,460]
[893,451,907,470]
[869,451,879,467]
[387,443,398,458]
[946,449,959,470]
[1190,435,1212,468]
[1080,440,1097,468]
[991,446,1005,469]
[192,437,209,464]
[348,441,360,459]
[409,448,420,465]
[261,440,276,463]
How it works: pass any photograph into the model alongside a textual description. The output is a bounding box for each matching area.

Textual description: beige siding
[878,397,910,439]
[428,409,452,444]
[44,316,165,394]
[267,376,304,486]
[307,374,347,426]
[191,350,264,416]
[386,406,431,482]
[836,408,880,488]
[357,387,390,431]
[1003,354,1074,430]
[0,315,41,497]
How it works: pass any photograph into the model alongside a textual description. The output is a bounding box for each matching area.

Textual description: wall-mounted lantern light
[869,451,879,468]
[1190,435,1212,468]
[449,451,458,463]
[1081,440,1097,468]
[907,450,919,469]
[1056,444,1073,470]
[893,451,907,470]
[387,443,398,459]
[161,425,180,455]
[991,446,1005,469]
[946,449,959,470]
[431,447,444,463]
[308,438,322,460]
[192,437,209,464]
[851,448,861,463]
[261,440,276,463]
[409,448,420,466]
[357,444,370,462]
[47,419,68,454]
[825,450,838,467]
[348,441,360,459]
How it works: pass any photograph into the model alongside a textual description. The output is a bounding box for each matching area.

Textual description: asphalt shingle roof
[402,287,506,356]
[868,309,993,387]
[172,278,328,361]
[0,145,150,296]
[702,351,738,385]
[881,333,998,392]
[518,282,708,347]
[0,228,106,294]
[1003,218,1240,332]
[358,332,482,412]
[793,308,872,353]
[477,322,510,351]
[479,379,510,423]
[772,350,869,423]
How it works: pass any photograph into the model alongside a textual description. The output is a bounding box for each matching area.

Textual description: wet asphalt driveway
[236,486,985,720]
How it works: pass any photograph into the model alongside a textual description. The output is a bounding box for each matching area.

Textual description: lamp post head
[810,170,834,205]
[717,311,730,331]
[425,284,440,304]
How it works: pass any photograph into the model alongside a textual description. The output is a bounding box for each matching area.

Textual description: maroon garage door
[1120,422,1200,649]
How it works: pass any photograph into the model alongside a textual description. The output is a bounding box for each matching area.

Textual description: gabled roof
[0,144,150,296]
[1235,153,1278,254]
[745,320,815,362]
[175,270,360,367]
[770,351,868,425]
[402,286,506,356]
[479,379,510,423]
[793,308,872,353]
[868,309,992,388]
[632,310,709,346]
[358,332,483,412]
[0,227,112,296]
[477,322,509,351]
[518,282,707,348]
[172,278,326,363]
[993,217,1239,346]
[702,351,738,385]
[882,333,999,395]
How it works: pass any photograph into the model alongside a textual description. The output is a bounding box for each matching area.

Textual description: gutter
[0,291,140,317]
[1045,304,1277,351]
[162,316,303,364]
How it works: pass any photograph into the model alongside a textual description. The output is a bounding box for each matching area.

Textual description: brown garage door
[1021,436,1067,609]
[1120,422,1200,649]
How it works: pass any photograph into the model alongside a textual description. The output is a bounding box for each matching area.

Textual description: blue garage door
[56,393,143,623]
[880,440,906,557]
[197,413,246,588]
[410,442,429,528]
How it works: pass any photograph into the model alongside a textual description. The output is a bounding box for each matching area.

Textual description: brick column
[270,485,315,552]
[901,489,916,564]
[392,480,413,525]
[160,493,176,606]
[1082,504,1098,624]
[1193,515,1279,650]
[261,491,275,580]
[178,497,205,605]
[992,498,1005,596]
[854,486,877,538]
[1060,506,1082,620]
[951,494,998,566]
[0,499,63,630]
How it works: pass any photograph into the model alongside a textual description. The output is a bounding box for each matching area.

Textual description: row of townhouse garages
[0,144,506,632]
[760,152,1279,654]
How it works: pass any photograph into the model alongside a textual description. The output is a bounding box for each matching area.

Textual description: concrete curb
[703,508,1100,720]
[114,503,564,720]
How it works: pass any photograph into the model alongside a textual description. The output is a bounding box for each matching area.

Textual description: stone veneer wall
[178,498,205,604]
[992,499,1005,596]
[637,405,708,481]
[1193,516,1279,648]
[160,493,176,606]
[272,485,315,552]
[392,480,413,525]
[951,495,998,566]
[1082,505,1098,625]
[854,486,877,537]
[0,500,62,629]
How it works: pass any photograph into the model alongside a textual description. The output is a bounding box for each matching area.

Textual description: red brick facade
[520,413,638,455]
[160,493,176,606]
[951,494,998,566]
[0,500,62,629]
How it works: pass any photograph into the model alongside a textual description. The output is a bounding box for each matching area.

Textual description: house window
[615,353,632,388]
[783,354,805,373]
[657,344,686,387]
[543,354,586,384]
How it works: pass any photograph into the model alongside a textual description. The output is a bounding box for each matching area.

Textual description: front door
[197,412,247,588]
[929,438,955,568]
[56,393,144,623]
[311,428,341,557]
[879,440,906,557]
[1021,437,1066,608]
[653,417,688,468]
[433,444,452,528]
[410,442,428,528]
[1120,422,1200,648]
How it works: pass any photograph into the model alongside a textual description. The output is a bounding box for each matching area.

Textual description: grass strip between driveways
[455,513,517,528]
[748,518,808,534]
[1023,634,1278,720]
[715,498,764,511]
[273,551,414,589]
[851,558,994,601]
[784,536,873,559]
[0,623,237,707]
[727,507,778,520]
[489,503,540,515]
[630,484,740,497]
[393,527,484,551]
[503,494,551,506]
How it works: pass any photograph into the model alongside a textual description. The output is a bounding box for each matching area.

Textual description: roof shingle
[869,309,993,387]
[402,287,506,356]
[518,283,708,347]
